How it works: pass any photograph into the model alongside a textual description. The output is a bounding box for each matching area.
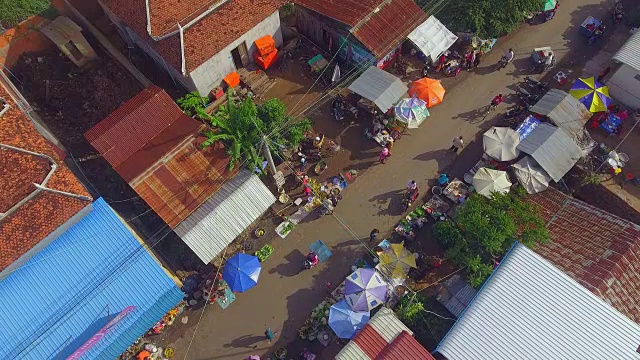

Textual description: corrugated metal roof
[436,274,477,317]
[335,342,371,360]
[527,188,640,323]
[85,86,201,182]
[348,67,407,112]
[367,307,413,342]
[529,89,591,140]
[294,0,427,58]
[352,325,387,359]
[435,243,640,360]
[131,139,231,228]
[0,198,183,360]
[613,30,640,72]
[516,123,582,182]
[174,170,275,263]
[378,331,436,360]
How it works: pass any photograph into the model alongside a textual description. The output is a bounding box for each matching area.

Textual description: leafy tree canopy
[432,0,545,38]
[433,186,549,287]
[177,91,312,171]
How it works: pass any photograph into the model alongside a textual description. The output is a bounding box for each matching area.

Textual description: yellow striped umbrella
[569,77,612,113]
[379,243,417,278]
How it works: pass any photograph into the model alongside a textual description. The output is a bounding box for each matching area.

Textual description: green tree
[395,293,426,326]
[435,0,544,38]
[200,92,265,172]
[433,186,549,287]
[176,91,208,117]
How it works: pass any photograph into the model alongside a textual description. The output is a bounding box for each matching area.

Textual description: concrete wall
[608,63,640,109]
[189,10,283,95]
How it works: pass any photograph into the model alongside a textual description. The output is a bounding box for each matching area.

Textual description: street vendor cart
[530,47,554,73]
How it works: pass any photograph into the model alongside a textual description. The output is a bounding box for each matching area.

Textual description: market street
[164,0,612,358]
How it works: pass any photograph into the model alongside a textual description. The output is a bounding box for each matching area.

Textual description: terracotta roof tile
[0,80,91,272]
[527,188,640,323]
[86,87,232,229]
[295,0,427,57]
[102,0,283,72]
[376,331,435,360]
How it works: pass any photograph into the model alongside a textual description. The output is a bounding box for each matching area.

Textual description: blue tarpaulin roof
[0,198,183,360]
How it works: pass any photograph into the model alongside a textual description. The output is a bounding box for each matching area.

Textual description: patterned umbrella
[328,300,370,339]
[569,77,612,113]
[345,268,388,311]
[378,243,417,279]
[222,253,261,292]
[394,98,429,129]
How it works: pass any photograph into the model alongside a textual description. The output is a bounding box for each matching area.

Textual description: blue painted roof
[0,198,183,360]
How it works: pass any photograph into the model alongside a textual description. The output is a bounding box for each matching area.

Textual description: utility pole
[262,135,277,175]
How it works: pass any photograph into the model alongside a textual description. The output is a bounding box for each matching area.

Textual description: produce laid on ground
[255,245,274,262]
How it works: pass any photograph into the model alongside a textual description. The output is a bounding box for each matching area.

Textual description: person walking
[449,136,464,153]
[473,51,482,68]
[369,229,380,243]
[379,145,391,164]
[265,328,278,344]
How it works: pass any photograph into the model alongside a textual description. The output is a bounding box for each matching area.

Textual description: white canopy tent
[407,16,458,61]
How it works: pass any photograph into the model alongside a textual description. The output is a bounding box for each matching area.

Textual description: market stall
[394,97,429,129]
[472,168,512,197]
[483,127,521,161]
[409,78,446,108]
[529,89,591,140]
[442,179,471,203]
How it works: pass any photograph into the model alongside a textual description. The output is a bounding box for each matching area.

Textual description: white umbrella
[511,156,552,194]
[472,168,512,197]
[483,127,521,161]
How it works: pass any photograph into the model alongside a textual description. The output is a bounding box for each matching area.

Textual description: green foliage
[582,172,601,186]
[0,0,53,28]
[176,91,208,117]
[431,0,545,37]
[395,293,426,326]
[282,118,312,147]
[433,187,550,287]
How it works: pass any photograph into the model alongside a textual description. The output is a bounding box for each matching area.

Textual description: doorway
[231,41,249,69]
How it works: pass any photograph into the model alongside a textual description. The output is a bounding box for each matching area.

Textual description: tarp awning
[407,16,458,61]
[348,66,408,112]
[175,170,276,263]
[529,89,591,140]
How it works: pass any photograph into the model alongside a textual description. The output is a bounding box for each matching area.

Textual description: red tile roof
[102,0,283,72]
[86,86,232,228]
[295,0,428,57]
[527,188,640,323]
[352,323,388,359]
[0,79,91,272]
[376,331,435,360]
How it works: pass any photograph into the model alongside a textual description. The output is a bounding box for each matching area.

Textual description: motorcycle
[523,76,549,93]
[613,2,624,24]
[504,104,529,119]
[401,188,419,213]
[496,56,509,70]
[302,252,319,270]
[515,85,541,103]
[332,96,345,122]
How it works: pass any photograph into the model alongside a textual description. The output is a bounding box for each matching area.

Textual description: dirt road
[164,1,615,358]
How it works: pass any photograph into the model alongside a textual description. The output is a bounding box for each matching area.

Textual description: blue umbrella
[328,300,370,339]
[222,253,261,292]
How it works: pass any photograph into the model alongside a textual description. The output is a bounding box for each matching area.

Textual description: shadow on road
[223,334,263,349]
[412,148,451,171]
[269,249,306,277]
[369,188,404,216]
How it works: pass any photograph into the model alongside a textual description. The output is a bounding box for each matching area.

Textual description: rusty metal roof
[352,324,387,359]
[295,0,427,57]
[527,188,640,323]
[378,331,435,360]
[86,86,233,228]
[85,86,199,182]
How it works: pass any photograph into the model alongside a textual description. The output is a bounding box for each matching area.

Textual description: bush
[395,293,426,326]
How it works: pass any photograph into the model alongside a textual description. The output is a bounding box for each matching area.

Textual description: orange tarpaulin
[223,71,240,88]
[409,78,446,108]
[255,35,276,57]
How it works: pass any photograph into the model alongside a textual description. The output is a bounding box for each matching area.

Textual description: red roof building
[0,74,91,276]
[99,0,284,95]
[527,188,640,323]
[336,307,435,360]
[294,0,427,60]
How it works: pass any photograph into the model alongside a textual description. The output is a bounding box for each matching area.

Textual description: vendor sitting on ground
[438,173,450,186]
[372,119,384,134]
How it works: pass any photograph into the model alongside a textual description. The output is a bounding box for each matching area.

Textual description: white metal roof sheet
[348,67,408,112]
[613,30,640,72]
[529,89,591,139]
[368,307,413,342]
[335,342,371,360]
[174,170,275,263]
[436,243,640,360]
[408,15,458,61]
